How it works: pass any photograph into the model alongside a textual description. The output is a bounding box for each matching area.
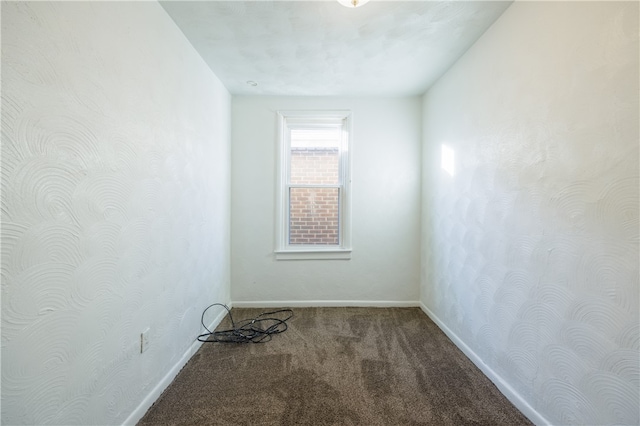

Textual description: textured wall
[1,2,231,424]
[232,97,421,303]
[421,2,638,425]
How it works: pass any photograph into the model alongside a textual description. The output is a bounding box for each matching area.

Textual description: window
[276,111,352,260]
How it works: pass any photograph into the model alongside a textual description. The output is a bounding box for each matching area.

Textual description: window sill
[275,249,352,261]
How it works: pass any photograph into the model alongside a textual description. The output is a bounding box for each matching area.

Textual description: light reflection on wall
[441,144,455,176]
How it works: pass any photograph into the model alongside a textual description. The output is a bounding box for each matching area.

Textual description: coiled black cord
[197,303,293,343]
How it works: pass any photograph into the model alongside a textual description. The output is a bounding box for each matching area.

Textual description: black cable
[197,303,293,343]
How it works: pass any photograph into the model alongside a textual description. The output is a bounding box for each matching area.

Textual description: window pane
[290,128,340,185]
[289,187,339,245]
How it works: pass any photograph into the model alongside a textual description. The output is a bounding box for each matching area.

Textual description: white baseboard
[122,302,232,426]
[418,302,549,426]
[232,300,421,308]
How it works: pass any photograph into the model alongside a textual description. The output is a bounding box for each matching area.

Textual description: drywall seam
[122,302,232,426]
[419,302,550,426]
[233,300,421,308]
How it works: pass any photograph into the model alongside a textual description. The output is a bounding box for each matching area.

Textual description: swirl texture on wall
[1,2,231,424]
[421,2,638,424]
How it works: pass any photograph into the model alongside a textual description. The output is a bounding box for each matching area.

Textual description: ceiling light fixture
[337,0,370,8]
[246,80,258,87]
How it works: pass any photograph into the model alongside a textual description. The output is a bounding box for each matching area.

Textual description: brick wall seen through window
[289,147,339,245]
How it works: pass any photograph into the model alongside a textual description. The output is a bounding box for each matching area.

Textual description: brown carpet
[138,307,532,425]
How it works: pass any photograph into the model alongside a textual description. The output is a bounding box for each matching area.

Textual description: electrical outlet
[141,328,150,353]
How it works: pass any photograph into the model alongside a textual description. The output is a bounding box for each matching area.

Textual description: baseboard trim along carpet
[138,306,533,424]
[419,302,549,426]
[233,300,421,308]
[122,301,232,426]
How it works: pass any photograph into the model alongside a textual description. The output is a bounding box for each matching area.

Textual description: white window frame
[275,110,352,260]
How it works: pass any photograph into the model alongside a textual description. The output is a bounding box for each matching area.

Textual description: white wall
[232,97,421,304]
[421,2,638,425]
[1,2,231,425]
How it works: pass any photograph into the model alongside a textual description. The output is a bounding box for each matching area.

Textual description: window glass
[289,187,340,245]
[290,128,340,185]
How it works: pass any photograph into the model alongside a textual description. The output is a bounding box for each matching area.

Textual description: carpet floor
[138,307,532,425]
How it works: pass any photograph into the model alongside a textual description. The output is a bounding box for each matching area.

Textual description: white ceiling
[160,1,512,96]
